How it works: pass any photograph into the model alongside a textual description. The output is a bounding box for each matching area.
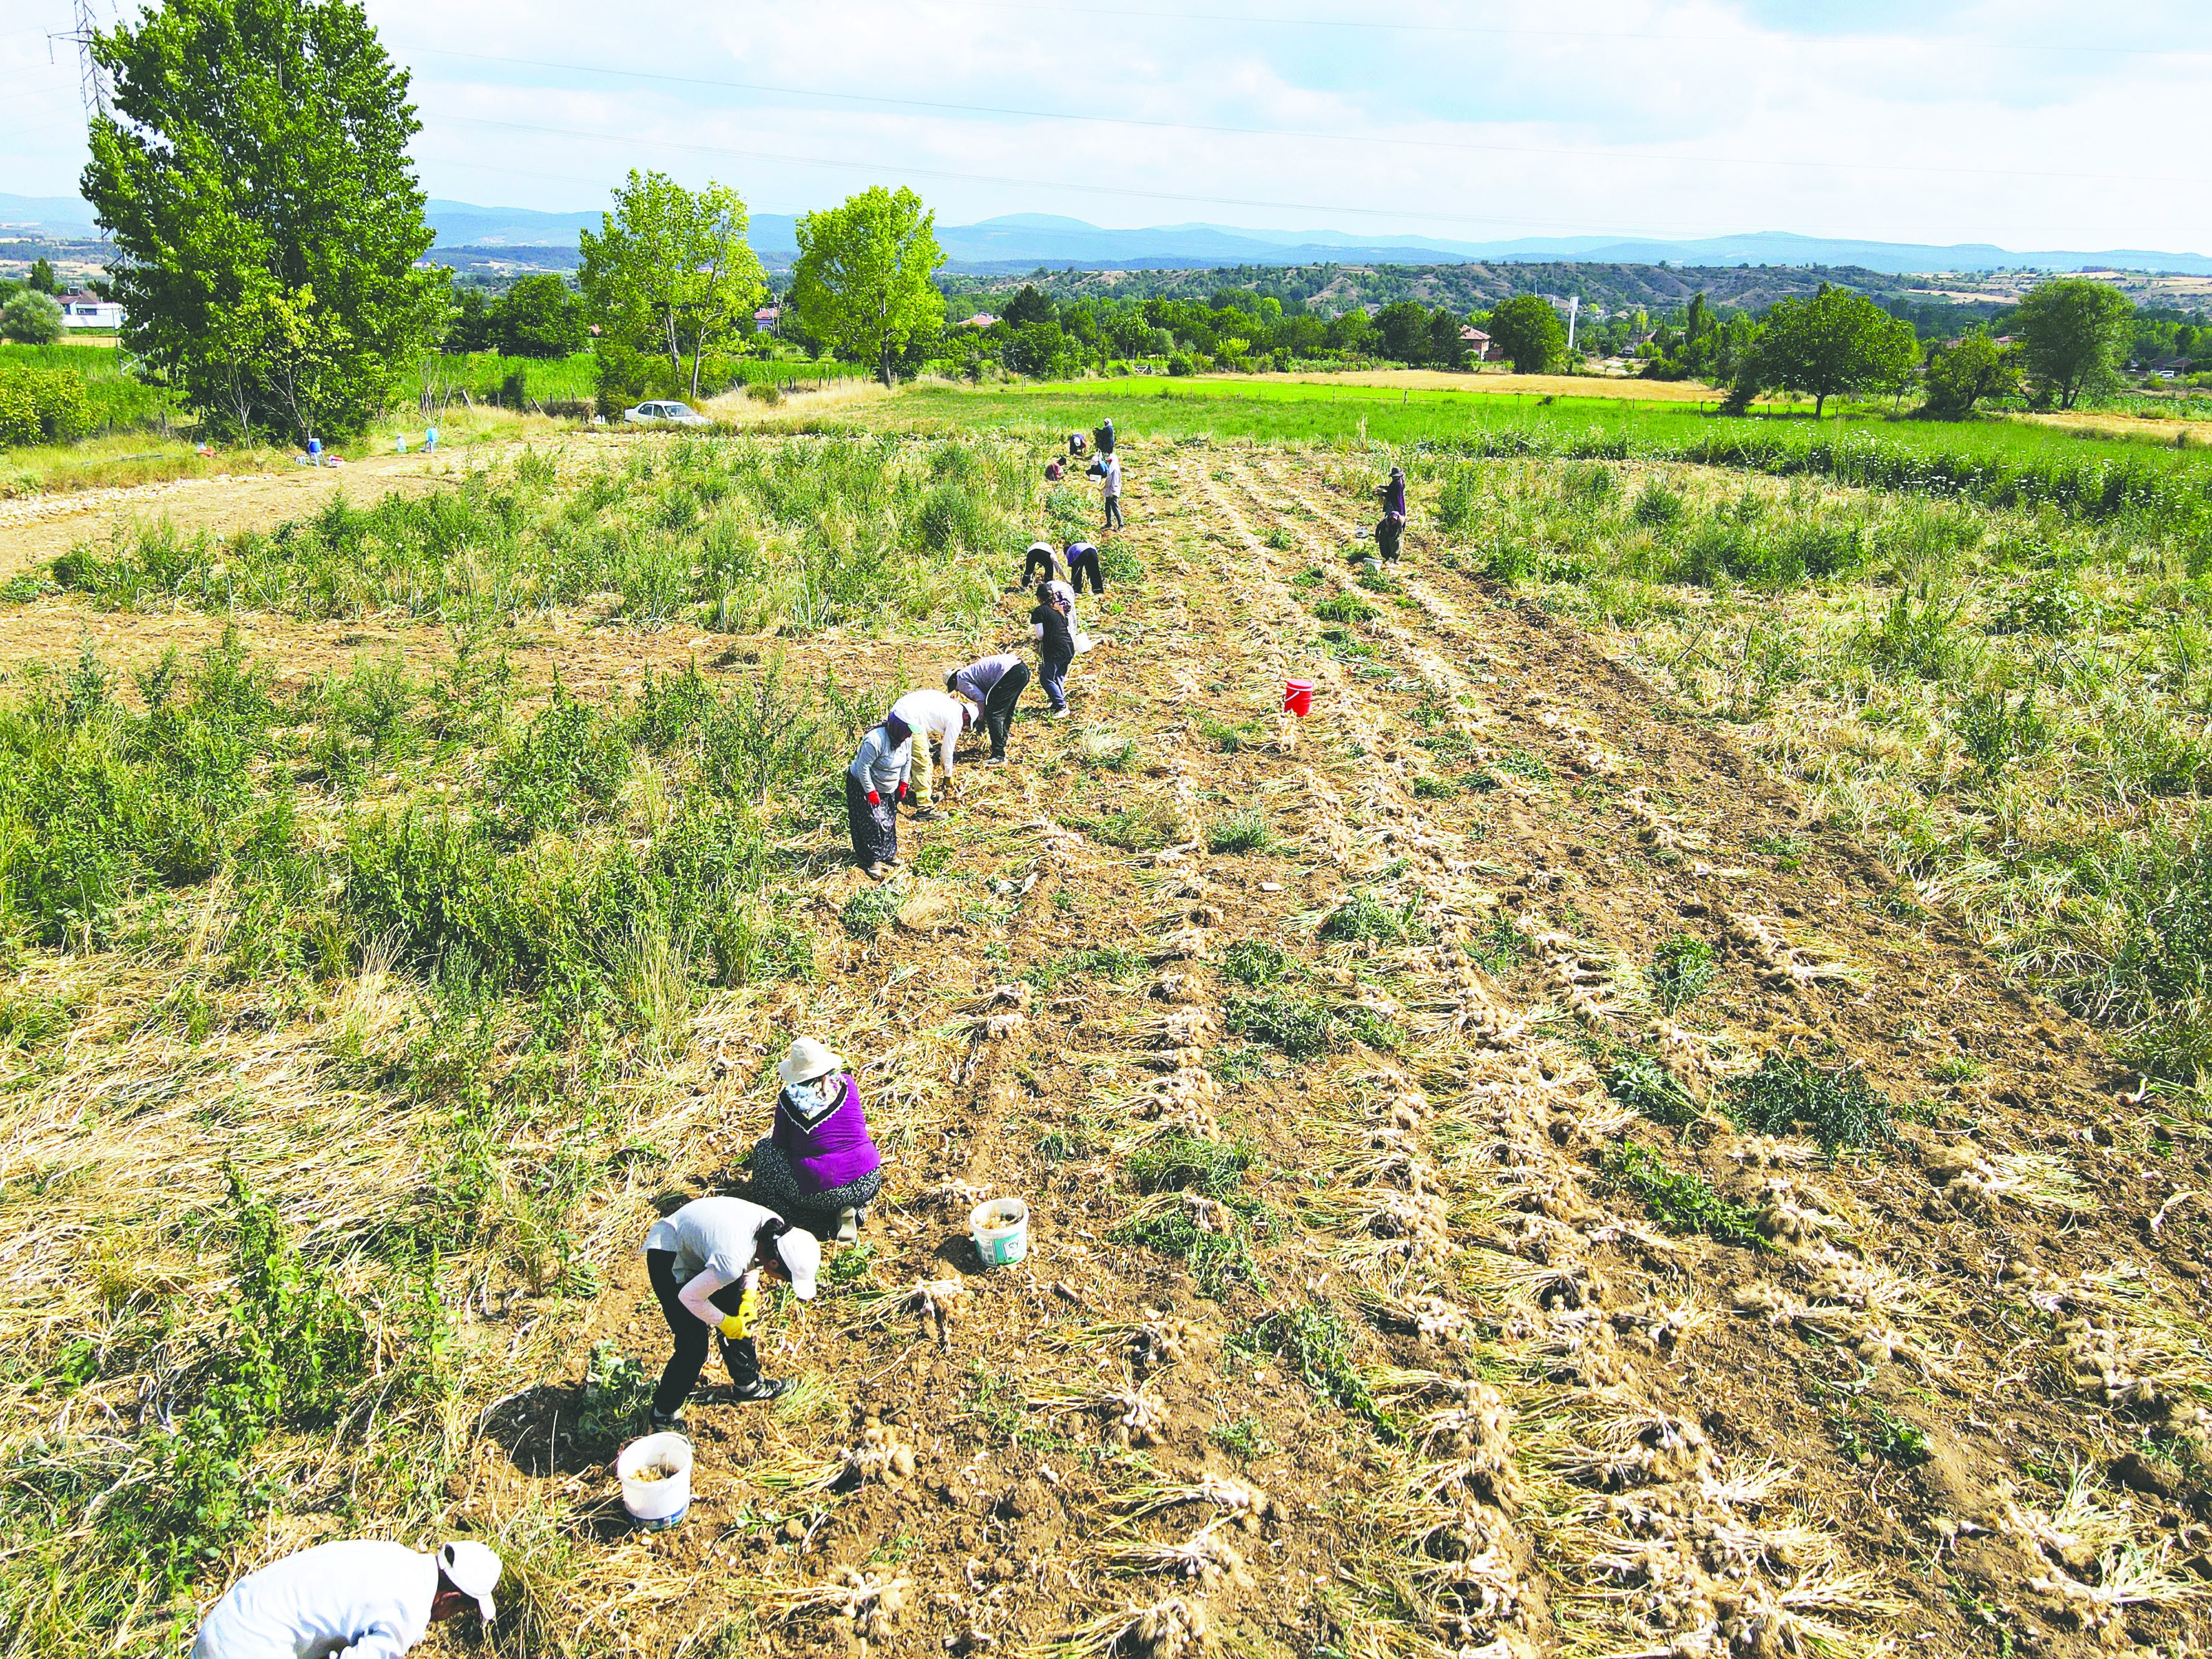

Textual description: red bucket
[1283,679,1314,717]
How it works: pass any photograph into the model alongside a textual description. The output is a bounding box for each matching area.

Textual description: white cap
[776,1037,843,1086]
[438,1541,501,1623]
[775,1227,820,1301]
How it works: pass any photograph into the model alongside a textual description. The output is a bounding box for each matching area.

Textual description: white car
[622,400,711,426]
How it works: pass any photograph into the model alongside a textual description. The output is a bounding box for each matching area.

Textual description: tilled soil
[16,430,2211,1657]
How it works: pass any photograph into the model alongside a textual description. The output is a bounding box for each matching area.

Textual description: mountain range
[4,192,2206,277]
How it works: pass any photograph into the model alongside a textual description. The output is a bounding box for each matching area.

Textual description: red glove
[867,789,880,805]
[898,781,908,800]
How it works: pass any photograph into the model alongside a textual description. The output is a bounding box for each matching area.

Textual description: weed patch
[1723,1055,1892,1153]
[1607,1143,1766,1248]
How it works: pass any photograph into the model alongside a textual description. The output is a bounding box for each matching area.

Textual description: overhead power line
[409,46,2201,188]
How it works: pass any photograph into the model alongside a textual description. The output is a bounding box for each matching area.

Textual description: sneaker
[835,1207,860,1244]
[649,1407,686,1434]
[985,754,1010,766]
[1051,706,1071,720]
[729,1377,790,1404]
[865,862,892,880]
[913,807,944,822]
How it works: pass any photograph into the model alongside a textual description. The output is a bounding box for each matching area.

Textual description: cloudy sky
[2,0,2206,250]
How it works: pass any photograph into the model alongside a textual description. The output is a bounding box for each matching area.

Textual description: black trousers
[982,661,1030,757]
[846,773,897,867]
[1067,546,1104,594]
[1103,496,1124,531]
[646,1249,758,1415]
[1376,514,1404,560]
[1022,548,1057,585]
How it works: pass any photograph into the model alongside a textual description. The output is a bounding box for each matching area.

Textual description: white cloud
[2,0,2206,251]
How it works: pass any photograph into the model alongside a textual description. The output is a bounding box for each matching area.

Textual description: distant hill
[4,193,2206,278]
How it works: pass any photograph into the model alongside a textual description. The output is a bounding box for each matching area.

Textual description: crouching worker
[750,1038,885,1243]
[847,713,912,879]
[949,651,1030,763]
[644,1194,820,1427]
[192,1539,501,1658]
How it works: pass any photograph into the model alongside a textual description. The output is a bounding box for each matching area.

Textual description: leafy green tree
[1001,284,1054,328]
[444,287,494,353]
[1005,321,1073,378]
[1487,295,1566,374]
[1921,329,2020,416]
[26,258,57,295]
[579,170,765,403]
[1747,284,1916,417]
[0,290,65,345]
[2013,277,2135,410]
[494,273,588,359]
[789,186,948,388]
[81,0,445,443]
[1425,308,1467,368]
[1375,301,1431,365]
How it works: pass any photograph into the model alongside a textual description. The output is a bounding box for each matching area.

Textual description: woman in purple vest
[749,1038,885,1243]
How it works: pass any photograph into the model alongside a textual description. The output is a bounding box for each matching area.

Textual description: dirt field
[7,424,2210,1658]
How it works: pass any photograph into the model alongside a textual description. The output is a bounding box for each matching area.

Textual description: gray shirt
[643,1196,781,1287]
[951,653,1022,706]
[847,725,913,798]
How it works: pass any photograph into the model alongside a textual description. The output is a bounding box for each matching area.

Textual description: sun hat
[438,1542,502,1623]
[777,1036,843,1086]
[775,1226,821,1300]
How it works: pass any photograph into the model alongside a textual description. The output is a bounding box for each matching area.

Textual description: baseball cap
[775,1227,820,1301]
[438,1541,502,1623]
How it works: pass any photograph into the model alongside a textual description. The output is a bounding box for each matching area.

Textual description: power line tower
[53,0,112,124]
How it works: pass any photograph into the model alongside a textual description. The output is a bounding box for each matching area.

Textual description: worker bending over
[644,1195,820,1427]
[890,686,978,815]
[1031,586,1076,718]
[1021,539,1064,588]
[948,651,1030,763]
[192,1540,501,1659]
[1063,539,1104,595]
[749,1038,885,1244]
[847,714,912,879]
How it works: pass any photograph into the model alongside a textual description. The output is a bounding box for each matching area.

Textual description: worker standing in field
[847,713,912,879]
[192,1539,501,1659]
[948,650,1032,763]
[643,1194,820,1427]
[1094,416,1115,456]
[1092,448,1124,531]
[1031,584,1076,718]
[1063,538,1105,596]
[890,686,978,817]
[1375,464,1407,562]
[749,1038,885,1244]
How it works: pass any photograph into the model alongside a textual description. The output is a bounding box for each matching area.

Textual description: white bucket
[970,1196,1031,1267]
[617,1432,693,1528]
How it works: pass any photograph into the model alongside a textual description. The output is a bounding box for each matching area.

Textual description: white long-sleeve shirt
[890,689,969,782]
[1101,455,1121,498]
[847,724,912,800]
[192,1540,438,1659]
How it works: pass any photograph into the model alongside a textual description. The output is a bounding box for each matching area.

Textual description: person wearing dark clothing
[1045,458,1063,482]
[845,716,912,876]
[1375,464,1408,562]
[1064,539,1104,594]
[1094,418,1115,456]
[948,652,1031,761]
[1021,540,1064,587]
[1068,432,1087,457]
[1031,592,1076,716]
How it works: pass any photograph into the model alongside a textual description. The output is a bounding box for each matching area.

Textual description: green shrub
[1608,1142,1766,1247]
[1312,593,1379,624]
[1605,1052,1701,1126]
[574,1342,654,1457]
[0,366,89,446]
[1206,807,1272,854]
[1128,1133,1254,1198]
[840,884,901,939]
[1650,933,1716,1011]
[1631,478,1684,528]
[1220,937,1290,987]
[1723,1055,1892,1152]
[1225,990,1332,1057]
[1318,890,1427,945]
[487,684,630,838]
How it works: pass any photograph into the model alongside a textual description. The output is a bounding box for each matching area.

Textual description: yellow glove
[717,1285,759,1341]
